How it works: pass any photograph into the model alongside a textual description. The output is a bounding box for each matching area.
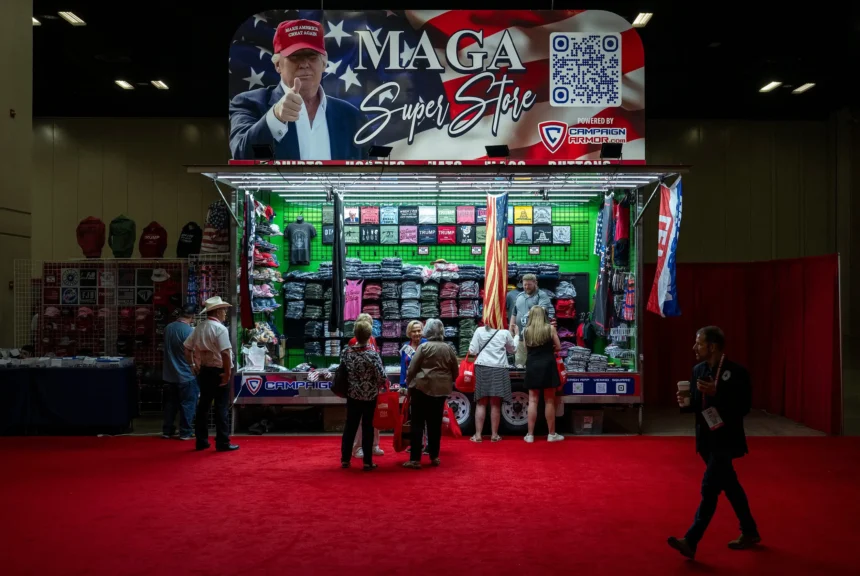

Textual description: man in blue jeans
[162,304,198,440]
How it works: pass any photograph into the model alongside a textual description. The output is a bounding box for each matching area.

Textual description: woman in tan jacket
[403,318,459,469]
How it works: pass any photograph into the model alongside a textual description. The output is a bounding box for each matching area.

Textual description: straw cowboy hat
[202,296,232,314]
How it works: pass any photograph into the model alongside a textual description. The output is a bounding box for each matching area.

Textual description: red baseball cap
[274,19,327,58]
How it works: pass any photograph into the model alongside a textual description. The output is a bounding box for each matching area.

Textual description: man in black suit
[668,326,761,560]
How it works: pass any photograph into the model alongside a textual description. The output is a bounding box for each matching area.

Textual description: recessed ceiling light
[792,83,815,94]
[32,17,41,26]
[632,13,653,27]
[115,80,134,90]
[58,11,86,26]
[151,80,169,90]
[759,81,782,93]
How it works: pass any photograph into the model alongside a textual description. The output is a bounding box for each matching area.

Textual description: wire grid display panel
[13,260,43,348]
[279,201,592,264]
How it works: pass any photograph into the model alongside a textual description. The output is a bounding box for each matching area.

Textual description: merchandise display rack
[190,163,688,434]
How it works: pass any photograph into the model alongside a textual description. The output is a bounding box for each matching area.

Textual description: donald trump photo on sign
[229,19,368,161]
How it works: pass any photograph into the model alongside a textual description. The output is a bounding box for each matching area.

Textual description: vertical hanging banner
[483,192,509,329]
[647,178,683,317]
[228,10,644,164]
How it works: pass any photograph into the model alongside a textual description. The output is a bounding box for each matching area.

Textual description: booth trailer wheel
[447,391,475,435]
[500,391,530,434]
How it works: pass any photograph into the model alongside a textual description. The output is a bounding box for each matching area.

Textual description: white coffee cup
[677,381,691,406]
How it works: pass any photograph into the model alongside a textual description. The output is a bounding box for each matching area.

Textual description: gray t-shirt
[286,221,316,265]
[513,289,555,332]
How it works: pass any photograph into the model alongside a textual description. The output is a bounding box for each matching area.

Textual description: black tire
[500,390,530,435]
[447,391,475,435]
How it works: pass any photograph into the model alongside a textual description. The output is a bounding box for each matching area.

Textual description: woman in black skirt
[522,306,564,443]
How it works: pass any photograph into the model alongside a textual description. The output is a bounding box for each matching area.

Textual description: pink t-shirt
[344,279,364,321]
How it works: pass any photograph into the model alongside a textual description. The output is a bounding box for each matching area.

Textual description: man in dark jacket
[668,326,761,560]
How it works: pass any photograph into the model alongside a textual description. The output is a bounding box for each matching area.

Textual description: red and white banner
[647,178,683,317]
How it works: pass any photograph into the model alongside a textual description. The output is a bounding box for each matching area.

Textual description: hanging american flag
[229,9,645,162]
[483,192,509,329]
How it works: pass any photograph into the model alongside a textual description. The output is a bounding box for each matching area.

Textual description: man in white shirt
[184,297,239,452]
[229,19,369,161]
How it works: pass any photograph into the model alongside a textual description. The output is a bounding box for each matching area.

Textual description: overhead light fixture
[485,144,510,158]
[115,80,134,90]
[32,17,41,26]
[58,11,86,26]
[632,13,653,27]
[151,80,169,90]
[792,83,815,94]
[368,145,393,159]
[759,81,782,93]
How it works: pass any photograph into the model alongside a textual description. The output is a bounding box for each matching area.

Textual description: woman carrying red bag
[466,325,516,443]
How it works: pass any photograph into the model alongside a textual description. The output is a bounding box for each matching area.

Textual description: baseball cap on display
[274,19,327,58]
[135,307,151,320]
[44,307,60,318]
[77,307,94,318]
[152,268,170,283]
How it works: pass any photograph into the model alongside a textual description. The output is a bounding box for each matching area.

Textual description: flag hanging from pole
[483,192,509,329]
[647,177,683,317]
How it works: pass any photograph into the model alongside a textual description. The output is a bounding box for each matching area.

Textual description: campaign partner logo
[538,121,568,154]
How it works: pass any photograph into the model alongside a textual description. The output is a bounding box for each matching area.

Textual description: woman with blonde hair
[522,306,564,443]
[399,320,425,386]
[350,313,383,459]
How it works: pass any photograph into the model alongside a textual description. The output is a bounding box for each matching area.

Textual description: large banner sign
[228,10,644,164]
[647,178,683,317]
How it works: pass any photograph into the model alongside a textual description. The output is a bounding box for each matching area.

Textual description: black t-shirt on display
[177,222,203,257]
[286,221,317,265]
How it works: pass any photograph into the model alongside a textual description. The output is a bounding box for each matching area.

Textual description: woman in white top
[467,325,516,442]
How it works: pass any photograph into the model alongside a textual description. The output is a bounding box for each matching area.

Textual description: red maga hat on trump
[274,19,327,58]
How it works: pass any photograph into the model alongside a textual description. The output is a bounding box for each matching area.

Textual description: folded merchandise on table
[556,299,576,318]
[325,339,341,356]
[363,282,382,300]
[381,281,401,299]
[587,354,609,372]
[283,282,306,301]
[381,257,403,272]
[345,258,362,279]
[304,342,323,356]
[381,342,400,357]
[362,304,381,319]
[304,305,323,319]
[459,280,480,299]
[517,264,540,278]
[357,263,382,278]
[401,264,424,280]
[456,264,484,280]
[401,300,421,319]
[565,346,591,372]
[254,249,280,268]
[558,341,575,358]
[254,236,278,252]
[323,286,332,300]
[458,300,479,317]
[420,301,440,318]
[285,270,324,281]
[507,263,519,279]
[318,262,333,279]
[252,298,281,313]
[440,282,459,299]
[556,281,577,299]
[285,301,305,320]
[382,300,401,320]
[458,319,477,350]
[420,283,439,300]
[253,268,284,283]
[444,325,458,338]
[401,281,421,300]
[324,300,331,319]
[252,283,276,298]
[304,321,323,338]
[305,283,324,300]
[440,300,459,318]
[382,321,401,339]
[248,321,278,345]
[439,271,460,281]
[557,326,575,339]
[538,263,560,279]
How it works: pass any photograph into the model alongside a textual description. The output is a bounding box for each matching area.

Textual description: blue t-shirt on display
[163,321,195,383]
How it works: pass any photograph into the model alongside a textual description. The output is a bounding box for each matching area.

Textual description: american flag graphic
[229,9,645,161]
[483,192,509,329]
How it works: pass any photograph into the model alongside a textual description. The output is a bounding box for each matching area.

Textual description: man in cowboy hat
[184,297,239,452]
[228,18,369,161]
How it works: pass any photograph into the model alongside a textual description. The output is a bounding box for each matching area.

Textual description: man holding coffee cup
[667,326,760,560]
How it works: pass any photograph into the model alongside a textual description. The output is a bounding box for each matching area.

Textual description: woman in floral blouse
[340,321,388,471]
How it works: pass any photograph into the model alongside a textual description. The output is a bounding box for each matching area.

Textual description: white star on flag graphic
[325,20,351,47]
[243,67,265,90]
[325,58,342,76]
[339,65,361,92]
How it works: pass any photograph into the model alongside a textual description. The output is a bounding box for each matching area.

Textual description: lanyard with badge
[701,354,725,431]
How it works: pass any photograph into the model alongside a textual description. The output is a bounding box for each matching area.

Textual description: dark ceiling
[32,1,860,120]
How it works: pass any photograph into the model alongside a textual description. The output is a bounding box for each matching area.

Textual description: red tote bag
[393,395,411,453]
[556,357,568,392]
[442,401,463,438]
[455,354,477,393]
[373,384,400,430]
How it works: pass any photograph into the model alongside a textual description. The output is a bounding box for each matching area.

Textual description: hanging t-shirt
[360,226,380,244]
[285,221,317,265]
[322,225,334,245]
[380,226,398,244]
[344,207,360,224]
[533,206,552,224]
[399,226,417,244]
[614,199,630,241]
[457,224,475,244]
[361,206,380,224]
[476,206,488,224]
[437,206,456,224]
[322,206,334,224]
[456,206,475,224]
[418,225,437,244]
[418,206,436,224]
[533,225,553,244]
[380,206,398,224]
[344,226,360,244]
[438,226,456,244]
[515,226,533,245]
[398,206,418,225]
[475,225,486,244]
[514,206,533,225]
[344,279,364,321]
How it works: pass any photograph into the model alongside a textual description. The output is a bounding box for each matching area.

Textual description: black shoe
[667,536,696,559]
[341,461,350,469]
[728,533,761,550]
[195,442,211,451]
[216,444,240,452]
[363,463,378,471]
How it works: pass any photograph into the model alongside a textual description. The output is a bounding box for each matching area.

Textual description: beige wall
[0,0,33,347]
[31,119,229,262]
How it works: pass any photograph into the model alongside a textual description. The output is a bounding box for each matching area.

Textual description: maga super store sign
[239,374,333,397]
[228,10,644,163]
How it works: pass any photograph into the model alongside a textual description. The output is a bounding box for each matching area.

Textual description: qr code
[550,32,622,107]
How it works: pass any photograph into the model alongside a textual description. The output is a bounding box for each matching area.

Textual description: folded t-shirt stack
[305,283,324,300]
[439,271,460,281]
[372,319,382,338]
[457,264,484,280]
[556,299,576,318]
[317,262,333,279]
[507,262,519,279]
[588,354,609,372]
[381,342,400,357]
[421,283,439,300]
[421,300,440,318]
[304,321,323,338]
[440,300,459,318]
[402,264,424,280]
[305,342,323,356]
[357,262,382,278]
[565,346,591,372]
[459,319,477,355]
[382,300,401,320]
[284,282,306,301]
[381,257,403,279]
[518,264,540,277]
[440,282,459,299]
[556,281,577,299]
[538,263,560,279]
[345,258,362,279]
[401,281,421,300]
[343,321,355,338]
[324,300,331,319]
[382,321,401,339]
[444,326,458,338]
[557,326,575,338]
[363,282,382,301]
[325,339,341,357]
[559,341,575,358]
[459,300,479,317]
[304,305,323,319]
[362,304,381,319]
[285,301,305,320]
[459,281,480,299]
[382,282,401,299]
[401,300,420,319]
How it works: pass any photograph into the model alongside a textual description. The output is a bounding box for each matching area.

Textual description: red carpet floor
[1,435,858,576]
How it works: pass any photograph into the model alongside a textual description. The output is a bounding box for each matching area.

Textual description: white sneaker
[524,434,535,443]
[373,445,385,456]
[353,447,364,459]
[548,433,565,442]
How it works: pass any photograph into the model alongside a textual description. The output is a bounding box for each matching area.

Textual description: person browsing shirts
[668,326,760,560]
[522,307,564,443]
[162,304,199,441]
[509,273,555,366]
[467,325,516,443]
[229,19,368,161]
[349,313,383,459]
[183,297,239,452]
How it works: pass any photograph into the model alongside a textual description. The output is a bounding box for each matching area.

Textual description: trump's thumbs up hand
[274,77,303,123]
